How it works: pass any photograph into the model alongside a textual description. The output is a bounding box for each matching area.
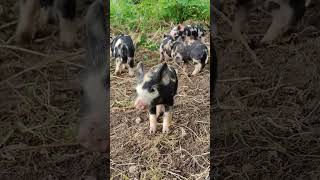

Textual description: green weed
[110,0,209,33]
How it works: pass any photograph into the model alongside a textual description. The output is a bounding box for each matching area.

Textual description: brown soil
[213,1,320,179]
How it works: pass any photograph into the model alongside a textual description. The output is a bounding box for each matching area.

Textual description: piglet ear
[177,24,185,31]
[136,61,144,82]
[157,62,168,81]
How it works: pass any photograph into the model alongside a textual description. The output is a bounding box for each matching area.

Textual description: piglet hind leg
[232,4,249,41]
[260,4,293,44]
[39,0,56,29]
[162,105,173,133]
[121,63,126,71]
[191,61,203,76]
[159,49,165,63]
[149,106,158,134]
[127,57,135,77]
[14,0,40,44]
[114,58,122,75]
[55,0,77,47]
[156,104,165,118]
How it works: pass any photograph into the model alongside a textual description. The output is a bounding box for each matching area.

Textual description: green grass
[110,0,210,33]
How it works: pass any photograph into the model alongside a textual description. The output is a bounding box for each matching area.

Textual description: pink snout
[135,99,147,110]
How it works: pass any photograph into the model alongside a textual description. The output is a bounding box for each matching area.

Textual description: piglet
[110,34,135,76]
[14,0,77,47]
[78,0,108,153]
[170,24,206,43]
[171,39,209,75]
[232,0,308,44]
[159,34,175,62]
[134,62,178,133]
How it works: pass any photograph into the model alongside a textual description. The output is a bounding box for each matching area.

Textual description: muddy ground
[0,1,107,179]
[110,24,210,178]
[213,1,320,179]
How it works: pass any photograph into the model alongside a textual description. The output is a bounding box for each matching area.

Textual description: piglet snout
[135,99,147,110]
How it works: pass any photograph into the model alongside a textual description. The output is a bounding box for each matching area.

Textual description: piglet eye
[150,86,157,93]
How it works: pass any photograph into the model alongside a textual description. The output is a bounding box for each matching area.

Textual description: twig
[172,62,192,83]
[162,169,188,180]
[0,44,50,57]
[0,20,17,30]
[238,86,280,100]
[217,77,252,82]
[5,80,31,105]
[2,142,79,151]
[0,52,84,85]
[180,148,206,169]
[303,101,320,121]
[0,130,15,148]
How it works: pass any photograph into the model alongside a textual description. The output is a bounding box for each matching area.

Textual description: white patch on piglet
[135,83,160,108]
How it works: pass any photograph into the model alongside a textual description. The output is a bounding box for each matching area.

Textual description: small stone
[180,127,187,137]
[135,117,142,124]
[129,165,138,174]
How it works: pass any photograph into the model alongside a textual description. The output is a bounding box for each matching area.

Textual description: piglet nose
[135,99,146,110]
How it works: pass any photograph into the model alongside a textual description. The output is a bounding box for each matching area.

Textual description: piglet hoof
[260,37,274,45]
[149,125,157,134]
[114,71,121,76]
[162,126,169,134]
[128,70,135,77]
[191,72,198,76]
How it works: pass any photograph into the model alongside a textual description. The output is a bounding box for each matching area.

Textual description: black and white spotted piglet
[170,24,206,43]
[110,34,135,76]
[14,0,77,47]
[171,39,209,75]
[78,0,108,153]
[134,62,178,133]
[159,34,175,62]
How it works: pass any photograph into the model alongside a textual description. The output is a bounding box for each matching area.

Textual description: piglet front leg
[191,62,203,76]
[260,3,293,44]
[232,4,249,41]
[162,105,173,133]
[55,0,77,47]
[149,114,157,134]
[149,106,157,134]
[156,104,165,118]
[14,0,40,44]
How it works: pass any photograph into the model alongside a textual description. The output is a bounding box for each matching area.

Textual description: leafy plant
[110,0,209,52]
[110,0,209,33]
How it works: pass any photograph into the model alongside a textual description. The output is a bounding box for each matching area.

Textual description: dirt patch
[110,30,210,178]
[213,1,320,179]
[0,1,107,179]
